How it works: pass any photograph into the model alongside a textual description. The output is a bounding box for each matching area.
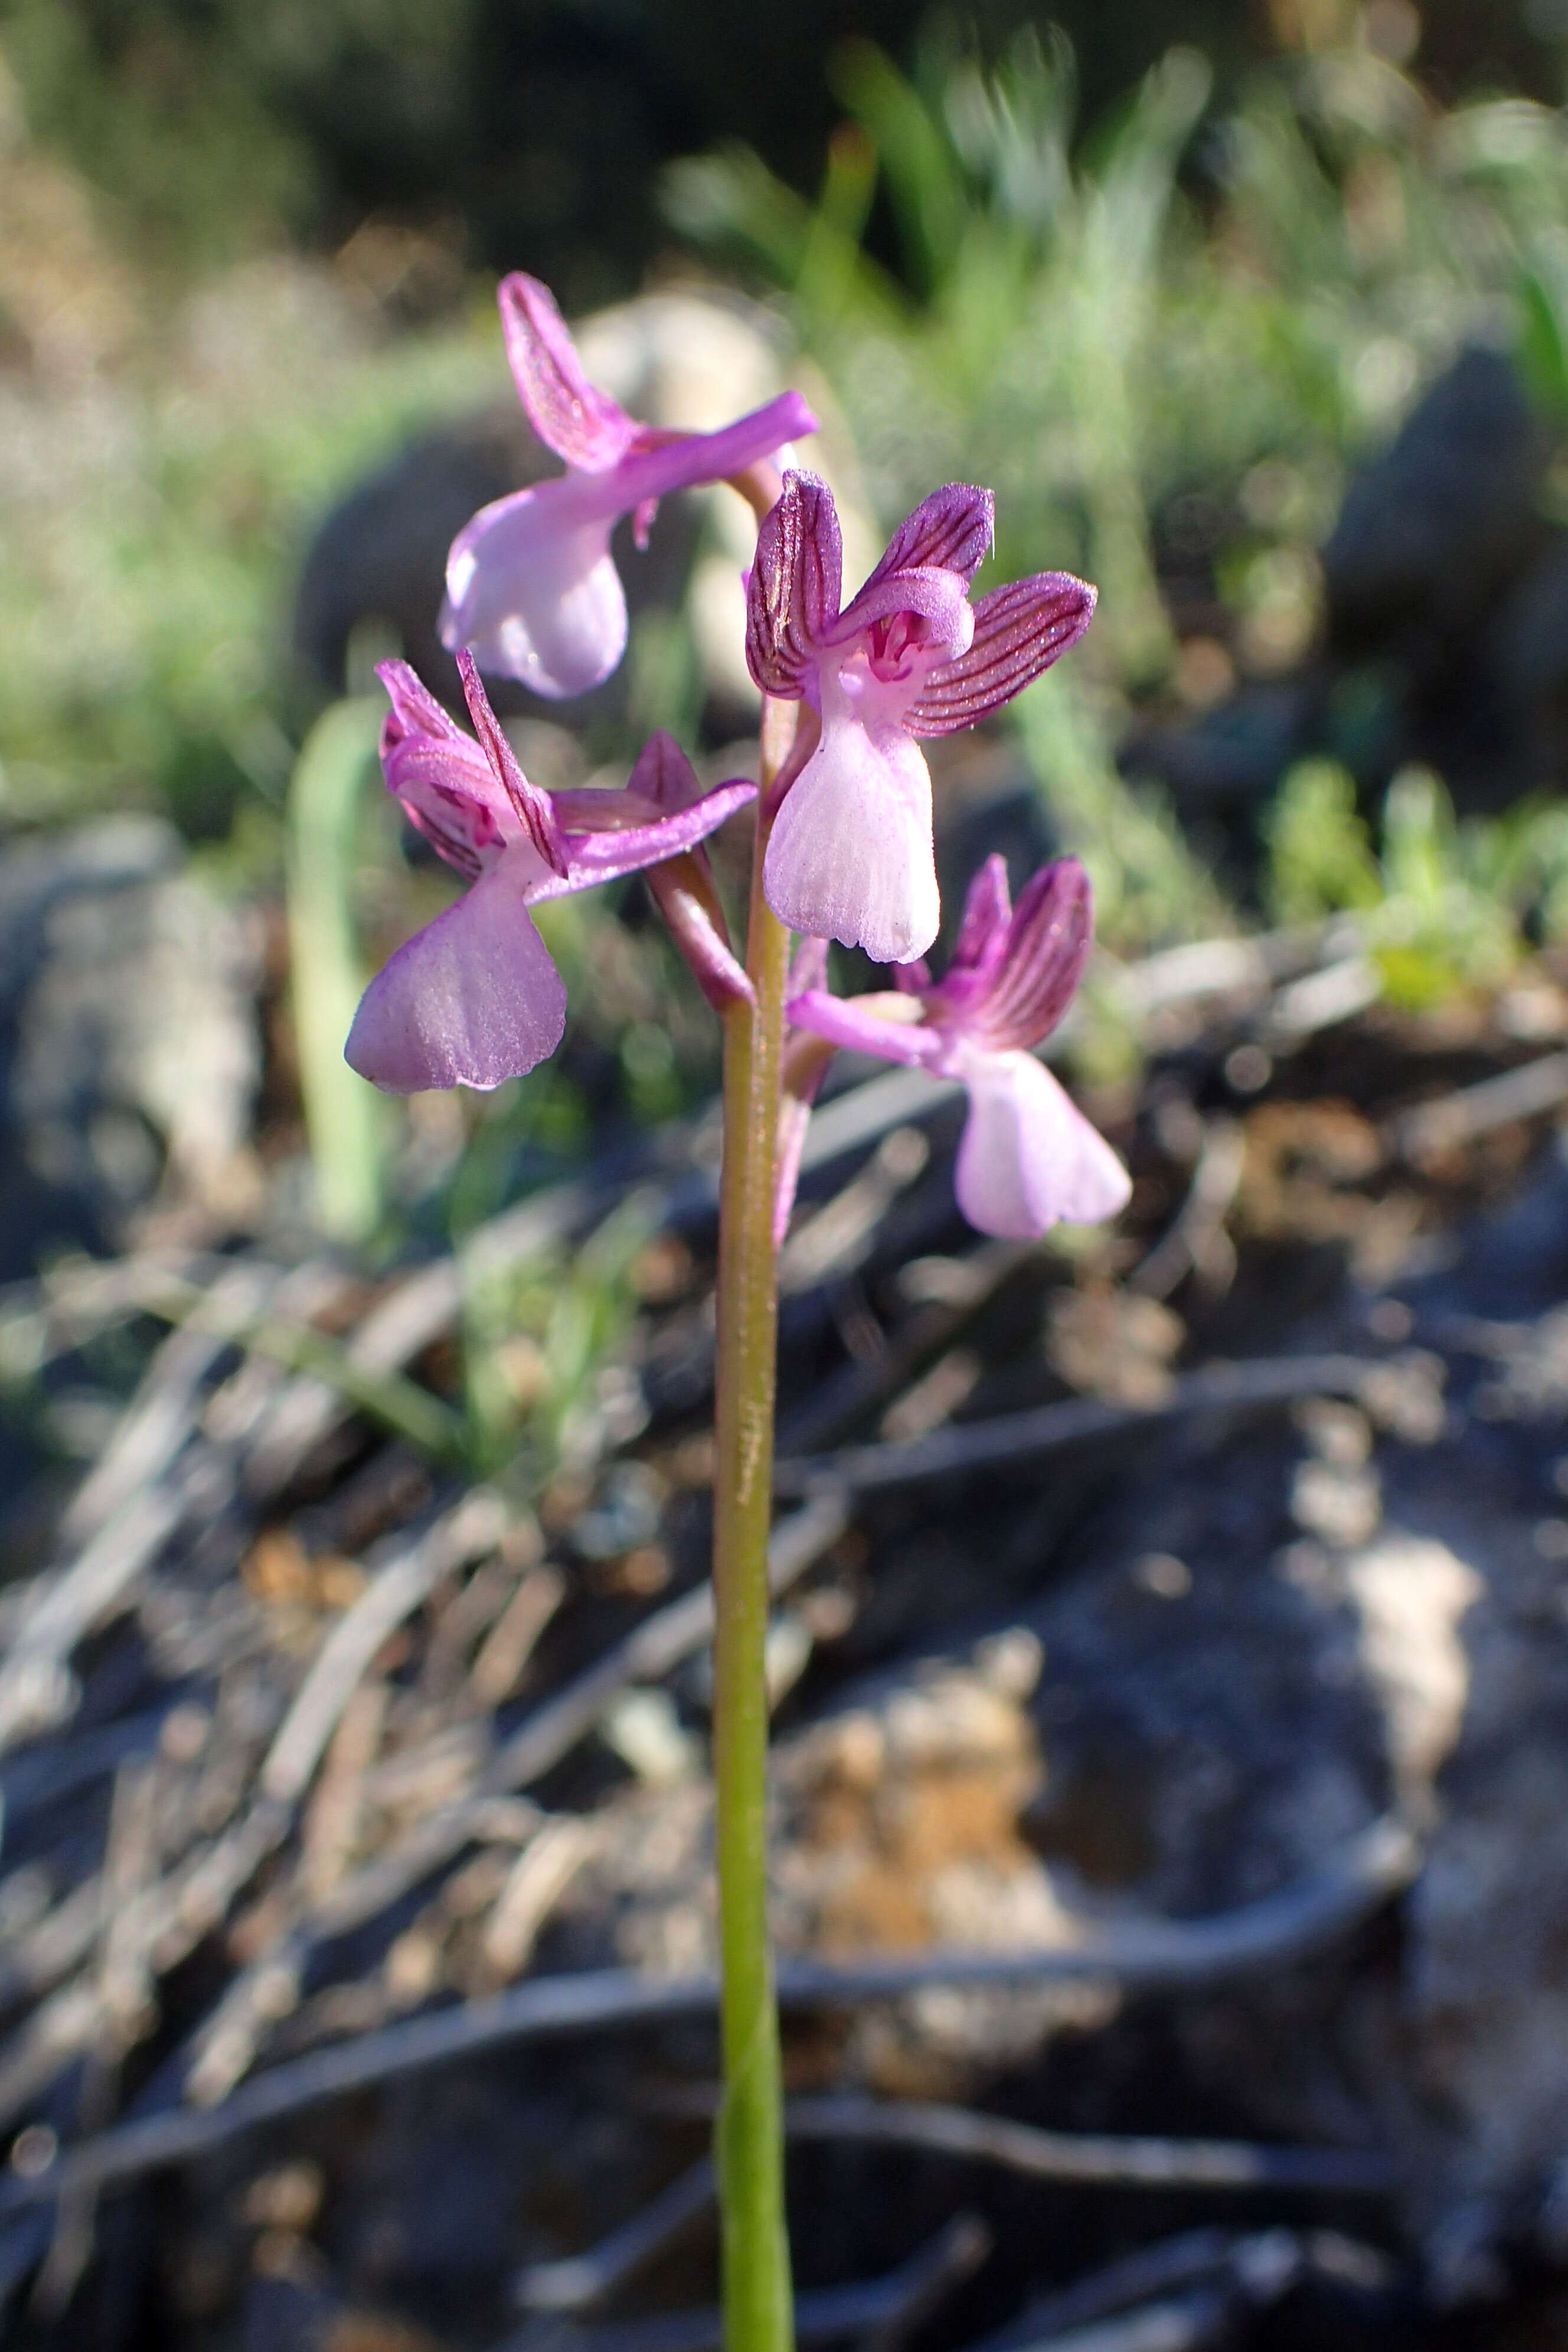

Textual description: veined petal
[763,705,939,965]
[548,727,744,843]
[953,1050,1130,1238]
[455,649,569,875]
[607,392,816,507]
[972,857,1093,1050]
[949,854,1012,978]
[375,660,512,877]
[443,478,628,700]
[378,657,469,753]
[345,853,567,1094]
[785,988,940,1069]
[628,726,701,812]
[746,469,843,696]
[832,563,976,660]
[498,273,639,471]
[861,484,994,592]
[536,777,757,899]
[904,573,1097,736]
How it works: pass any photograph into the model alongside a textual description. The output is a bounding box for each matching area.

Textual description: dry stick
[175,1491,851,2104]
[1390,1047,1568,1162]
[239,1184,590,1498]
[977,2227,1334,2352]
[1262,956,1383,1046]
[515,2090,1390,2324]
[778,1240,1031,1457]
[259,1489,511,1808]
[0,1495,515,2129]
[55,1258,286,1549]
[31,1758,161,2318]
[861,2214,992,2352]
[779,2096,1393,2196]
[963,2230,1246,2352]
[299,1490,845,1949]
[0,1257,317,1759]
[180,1492,512,2102]
[963,2223,1396,2352]
[772,1351,1382,1497]
[1107,918,1364,1023]
[0,1814,1417,2215]
[1128,1120,1244,1302]
[0,1485,187,1757]
[998,2286,1234,2352]
[517,2158,717,2313]
[491,2215,989,2352]
[123,1265,462,1464]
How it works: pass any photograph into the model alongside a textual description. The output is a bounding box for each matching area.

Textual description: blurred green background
[9,0,1568,1237]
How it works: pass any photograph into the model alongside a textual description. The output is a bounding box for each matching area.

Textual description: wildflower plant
[345,273,1128,2352]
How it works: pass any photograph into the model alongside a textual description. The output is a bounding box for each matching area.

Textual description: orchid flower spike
[786,855,1130,1239]
[345,654,756,1093]
[442,274,818,700]
[747,471,1096,966]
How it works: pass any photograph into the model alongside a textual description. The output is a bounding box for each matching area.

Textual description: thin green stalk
[286,698,388,1244]
[711,696,796,2352]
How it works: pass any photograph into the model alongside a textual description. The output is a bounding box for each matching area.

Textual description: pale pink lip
[785,854,1129,1240]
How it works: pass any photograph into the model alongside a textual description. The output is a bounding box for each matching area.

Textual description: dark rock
[0,817,259,1279]
[1127,351,1556,821]
[1122,680,1318,809]
[291,407,711,739]
[292,416,533,704]
[1487,531,1568,789]
[241,2260,336,2352]
[1322,346,1549,652]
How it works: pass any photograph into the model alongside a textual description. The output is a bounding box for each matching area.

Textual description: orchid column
[345,270,1127,2352]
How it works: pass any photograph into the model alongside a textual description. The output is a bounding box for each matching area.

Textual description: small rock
[0,816,259,1271]
[1322,345,1548,649]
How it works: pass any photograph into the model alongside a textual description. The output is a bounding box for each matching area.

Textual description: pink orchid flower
[786,855,1130,1239]
[747,472,1096,967]
[441,274,818,699]
[345,654,755,1093]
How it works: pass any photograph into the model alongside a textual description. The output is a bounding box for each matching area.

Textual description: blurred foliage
[11,0,1568,1263]
[0,0,1285,291]
[1268,756,1568,1004]
[459,1187,660,1482]
[0,234,502,833]
[669,15,1568,949]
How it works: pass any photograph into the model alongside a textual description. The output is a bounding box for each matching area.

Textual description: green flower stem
[711,694,796,2352]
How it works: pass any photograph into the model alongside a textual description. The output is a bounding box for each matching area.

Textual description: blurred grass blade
[286,699,387,1244]
[1515,260,1568,426]
[828,37,965,296]
[135,1267,465,1465]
